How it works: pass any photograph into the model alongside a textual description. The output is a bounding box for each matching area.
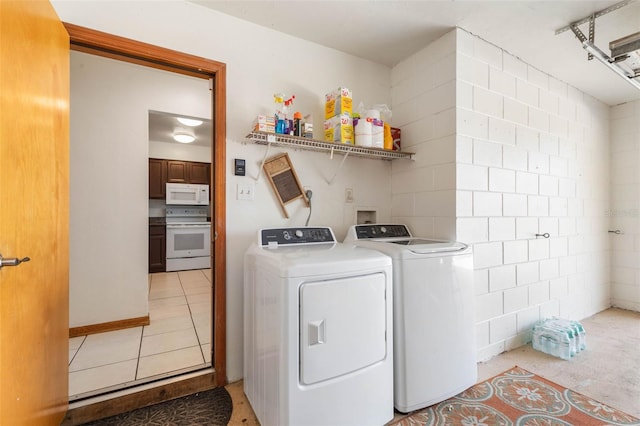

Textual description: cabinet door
[149,226,166,273]
[167,160,189,183]
[189,162,210,185]
[149,158,167,199]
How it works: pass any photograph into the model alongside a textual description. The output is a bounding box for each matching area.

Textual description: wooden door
[0,2,69,425]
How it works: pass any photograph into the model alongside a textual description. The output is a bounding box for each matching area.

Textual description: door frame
[62,23,226,424]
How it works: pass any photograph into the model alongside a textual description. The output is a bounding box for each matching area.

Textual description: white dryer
[344,224,476,413]
[244,227,393,426]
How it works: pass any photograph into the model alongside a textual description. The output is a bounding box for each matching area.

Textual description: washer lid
[386,239,468,254]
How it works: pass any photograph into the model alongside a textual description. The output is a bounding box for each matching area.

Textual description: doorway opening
[64,23,226,423]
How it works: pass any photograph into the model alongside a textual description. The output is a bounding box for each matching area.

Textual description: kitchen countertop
[149,217,166,226]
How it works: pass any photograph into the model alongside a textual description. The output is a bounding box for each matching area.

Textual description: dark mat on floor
[82,387,232,426]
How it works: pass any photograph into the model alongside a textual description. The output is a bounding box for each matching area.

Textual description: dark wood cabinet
[149,224,166,273]
[189,162,210,185]
[150,159,211,198]
[149,158,167,199]
[166,160,189,183]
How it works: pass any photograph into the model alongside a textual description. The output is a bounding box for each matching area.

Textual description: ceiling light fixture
[583,41,640,90]
[177,117,203,127]
[173,133,195,143]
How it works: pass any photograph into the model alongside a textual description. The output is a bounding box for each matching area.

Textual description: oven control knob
[380,226,387,234]
[283,231,291,240]
[295,230,304,238]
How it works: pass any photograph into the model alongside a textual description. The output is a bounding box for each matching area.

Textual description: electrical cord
[305,190,312,226]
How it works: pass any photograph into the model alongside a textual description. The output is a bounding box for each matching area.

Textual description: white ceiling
[193,0,640,106]
[149,110,212,147]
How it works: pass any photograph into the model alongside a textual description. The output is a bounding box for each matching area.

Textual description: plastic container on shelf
[354,117,373,147]
[293,112,302,136]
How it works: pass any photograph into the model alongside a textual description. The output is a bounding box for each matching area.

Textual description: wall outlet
[237,183,255,200]
[345,188,354,203]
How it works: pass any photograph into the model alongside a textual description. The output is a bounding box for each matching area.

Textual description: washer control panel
[353,224,412,239]
[260,227,336,246]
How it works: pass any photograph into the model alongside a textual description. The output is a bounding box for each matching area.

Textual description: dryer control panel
[353,224,412,239]
[260,227,336,246]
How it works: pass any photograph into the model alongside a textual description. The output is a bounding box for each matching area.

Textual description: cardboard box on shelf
[325,87,352,119]
[390,127,401,151]
[302,122,313,138]
[324,113,353,144]
[253,115,276,133]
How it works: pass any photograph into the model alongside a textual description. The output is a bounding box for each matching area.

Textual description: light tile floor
[68,269,212,400]
[226,307,640,425]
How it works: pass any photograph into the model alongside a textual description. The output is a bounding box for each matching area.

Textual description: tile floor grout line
[181,271,207,362]
[133,325,144,380]
[69,269,211,397]
[68,335,87,367]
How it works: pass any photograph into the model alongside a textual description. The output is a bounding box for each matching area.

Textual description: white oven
[166,183,209,206]
[165,207,211,271]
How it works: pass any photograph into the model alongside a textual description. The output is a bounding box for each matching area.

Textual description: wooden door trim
[62,373,217,425]
[64,22,227,395]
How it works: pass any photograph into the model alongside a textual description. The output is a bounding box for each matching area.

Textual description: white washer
[344,224,476,413]
[244,227,394,426]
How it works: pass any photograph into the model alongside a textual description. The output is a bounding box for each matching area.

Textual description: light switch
[237,183,255,200]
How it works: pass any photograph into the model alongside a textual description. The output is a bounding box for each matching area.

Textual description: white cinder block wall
[391,28,612,361]
[610,100,640,311]
[390,31,458,239]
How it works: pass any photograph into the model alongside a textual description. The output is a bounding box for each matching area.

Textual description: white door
[299,273,387,385]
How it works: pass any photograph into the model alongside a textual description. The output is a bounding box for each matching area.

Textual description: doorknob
[0,253,30,270]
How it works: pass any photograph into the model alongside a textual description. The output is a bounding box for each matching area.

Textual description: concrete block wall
[457,29,611,360]
[390,30,458,240]
[391,28,612,362]
[610,100,640,311]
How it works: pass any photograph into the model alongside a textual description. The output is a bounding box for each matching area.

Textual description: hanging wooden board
[263,152,309,218]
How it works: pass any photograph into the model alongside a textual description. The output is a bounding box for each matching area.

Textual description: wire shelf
[246,131,414,161]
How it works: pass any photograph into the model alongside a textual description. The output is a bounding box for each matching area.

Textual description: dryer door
[299,272,387,385]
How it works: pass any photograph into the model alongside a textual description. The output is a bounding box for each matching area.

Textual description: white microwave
[166,183,209,205]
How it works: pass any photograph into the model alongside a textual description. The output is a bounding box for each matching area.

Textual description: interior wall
[455,29,611,361]
[54,1,393,382]
[57,2,628,384]
[391,28,612,362]
[609,100,640,312]
[389,30,458,239]
[149,140,211,163]
[69,51,210,327]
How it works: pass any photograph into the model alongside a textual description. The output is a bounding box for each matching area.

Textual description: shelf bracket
[555,0,633,35]
[255,136,275,181]
[326,149,351,185]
